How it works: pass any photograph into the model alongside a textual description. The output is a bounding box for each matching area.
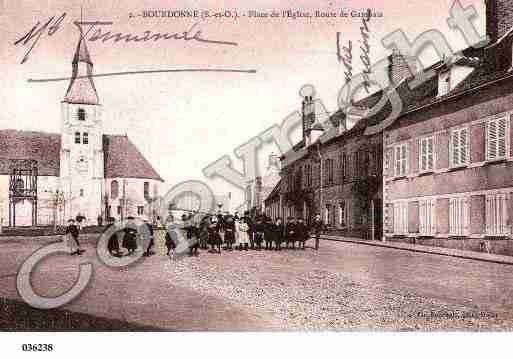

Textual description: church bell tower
[60,30,104,222]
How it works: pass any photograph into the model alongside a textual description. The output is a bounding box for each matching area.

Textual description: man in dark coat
[264,217,274,250]
[244,211,255,250]
[254,216,265,250]
[274,218,284,250]
[223,214,236,251]
[65,219,83,255]
[285,217,297,249]
[122,217,138,255]
[165,227,177,257]
[311,213,324,250]
[104,218,121,257]
[208,216,222,254]
[199,216,210,250]
[296,217,308,250]
[142,220,154,257]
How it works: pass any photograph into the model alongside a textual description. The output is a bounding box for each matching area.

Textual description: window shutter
[461,198,467,235]
[449,199,454,234]
[342,153,346,180]
[498,118,507,158]
[419,139,426,171]
[460,128,468,164]
[488,120,498,160]
[419,201,425,234]
[402,203,408,234]
[427,138,434,170]
[451,130,459,167]
[430,200,436,234]
[401,145,407,176]
[485,196,491,234]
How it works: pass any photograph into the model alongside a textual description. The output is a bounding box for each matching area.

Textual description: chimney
[388,49,418,86]
[486,0,513,43]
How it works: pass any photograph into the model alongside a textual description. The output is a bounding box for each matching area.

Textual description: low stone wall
[385,236,513,256]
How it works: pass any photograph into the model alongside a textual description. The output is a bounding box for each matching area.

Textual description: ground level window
[393,202,408,234]
[419,199,436,235]
[449,197,469,236]
[486,194,508,236]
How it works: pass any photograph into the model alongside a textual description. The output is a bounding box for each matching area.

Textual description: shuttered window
[341,153,347,181]
[419,137,434,172]
[486,194,509,236]
[393,202,408,234]
[487,117,507,161]
[449,197,470,236]
[450,128,468,167]
[419,199,436,235]
[394,144,407,177]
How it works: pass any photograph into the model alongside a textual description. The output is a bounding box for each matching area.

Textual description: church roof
[0,130,61,176]
[64,34,99,105]
[102,135,163,181]
[72,34,93,65]
[0,130,163,181]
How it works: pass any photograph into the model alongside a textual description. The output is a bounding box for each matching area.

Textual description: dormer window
[78,108,86,121]
[438,69,451,97]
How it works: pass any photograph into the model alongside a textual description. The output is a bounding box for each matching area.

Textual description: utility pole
[122,179,126,221]
[318,141,323,222]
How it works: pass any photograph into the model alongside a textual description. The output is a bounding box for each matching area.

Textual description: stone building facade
[383,16,513,252]
[266,95,384,239]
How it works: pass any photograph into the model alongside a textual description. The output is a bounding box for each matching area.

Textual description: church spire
[64,29,99,105]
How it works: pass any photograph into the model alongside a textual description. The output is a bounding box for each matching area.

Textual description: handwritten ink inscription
[13,13,238,64]
[336,8,373,93]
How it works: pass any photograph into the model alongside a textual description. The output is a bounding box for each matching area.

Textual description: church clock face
[76,156,89,175]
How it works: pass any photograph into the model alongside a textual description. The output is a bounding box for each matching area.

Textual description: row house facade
[266,0,513,252]
[384,57,513,242]
[382,0,513,253]
[266,96,383,239]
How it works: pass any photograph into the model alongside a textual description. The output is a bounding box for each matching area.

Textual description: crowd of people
[166,211,325,257]
[63,210,325,258]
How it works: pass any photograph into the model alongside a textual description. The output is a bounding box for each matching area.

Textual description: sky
[0,0,485,210]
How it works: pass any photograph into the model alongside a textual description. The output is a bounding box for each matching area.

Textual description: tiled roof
[64,35,99,105]
[0,130,163,181]
[359,34,513,135]
[103,135,163,181]
[0,130,61,176]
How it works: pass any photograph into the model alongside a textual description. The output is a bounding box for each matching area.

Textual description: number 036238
[21,344,54,352]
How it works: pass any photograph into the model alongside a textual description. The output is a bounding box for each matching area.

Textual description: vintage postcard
[1,0,512,356]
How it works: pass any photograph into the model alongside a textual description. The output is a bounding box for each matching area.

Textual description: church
[0,34,164,227]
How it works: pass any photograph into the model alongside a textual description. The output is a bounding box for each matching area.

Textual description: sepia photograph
[1,0,512,357]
